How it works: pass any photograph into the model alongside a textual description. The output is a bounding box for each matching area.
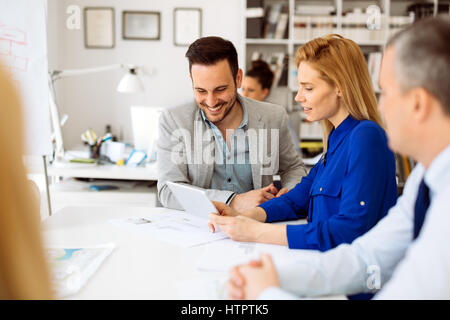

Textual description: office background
[47,0,244,149]
[1,0,448,299]
[31,0,449,216]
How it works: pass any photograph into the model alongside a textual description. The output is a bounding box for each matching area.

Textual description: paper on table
[196,239,318,272]
[176,276,228,300]
[109,210,228,247]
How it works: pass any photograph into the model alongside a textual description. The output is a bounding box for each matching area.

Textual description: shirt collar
[424,145,450,195]
[200,95,248,130]
[327,115,360,155]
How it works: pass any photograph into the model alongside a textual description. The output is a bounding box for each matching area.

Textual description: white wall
[48,0,244,149]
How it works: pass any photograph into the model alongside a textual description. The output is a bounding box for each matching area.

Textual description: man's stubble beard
[201,91,239,125]
[220,92,240,125]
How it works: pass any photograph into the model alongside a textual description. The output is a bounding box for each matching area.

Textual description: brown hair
[246,60,274,90]
[185,36,239,81]
[0,66,53,299]
[295,34,382,150]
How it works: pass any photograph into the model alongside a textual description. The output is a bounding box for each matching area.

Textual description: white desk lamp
[48,64,145,160]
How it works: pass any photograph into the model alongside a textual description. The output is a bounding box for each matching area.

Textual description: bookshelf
[242,0,446,123]
[243,0,449,179]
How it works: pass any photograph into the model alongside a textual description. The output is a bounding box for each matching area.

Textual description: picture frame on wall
[84,7,115,49]
[173,8,202,46]
[122,11,161,40]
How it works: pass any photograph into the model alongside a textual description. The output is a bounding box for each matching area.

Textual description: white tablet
[166,182,218,221]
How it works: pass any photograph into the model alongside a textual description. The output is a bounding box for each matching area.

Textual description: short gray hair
[387,15,450,115]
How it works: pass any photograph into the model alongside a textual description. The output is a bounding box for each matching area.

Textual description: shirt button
[360,201,365,206]
[319,187,323,192]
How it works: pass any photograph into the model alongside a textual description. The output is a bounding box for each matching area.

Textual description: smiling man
[157,36,306,211]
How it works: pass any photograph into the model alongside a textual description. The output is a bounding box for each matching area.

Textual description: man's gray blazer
[156,95,307,210]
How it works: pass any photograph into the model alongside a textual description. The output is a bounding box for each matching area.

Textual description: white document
[109,210,228,248]
[196,239,319,272]
[166,181,218,221]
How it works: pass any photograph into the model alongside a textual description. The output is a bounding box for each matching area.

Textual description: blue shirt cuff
[286,224,309,249]
[259,200,277,223]
[260,198,295,223]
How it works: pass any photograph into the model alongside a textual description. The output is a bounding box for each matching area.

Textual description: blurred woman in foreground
[0,65,53,299]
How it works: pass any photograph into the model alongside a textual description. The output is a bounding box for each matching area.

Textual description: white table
[42,206,344,300]
[42,206,226,299]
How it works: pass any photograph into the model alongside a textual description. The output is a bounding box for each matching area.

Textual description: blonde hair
[0,66,53,299]
[295,34,383,151]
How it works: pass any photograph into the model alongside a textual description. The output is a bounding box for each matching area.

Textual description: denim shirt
[260,115,398,251]
[200,102,253,198]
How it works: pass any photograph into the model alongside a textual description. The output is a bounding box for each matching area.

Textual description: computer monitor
[130,105,162,161]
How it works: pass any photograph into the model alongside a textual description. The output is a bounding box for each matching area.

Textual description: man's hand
[229,184,278,212]
[227,253,280,300]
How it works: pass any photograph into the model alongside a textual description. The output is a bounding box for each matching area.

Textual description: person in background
[209,34,398,253]
[0,65,53,299]
[241,60,273,102]
[157,37,307,212]
[227,16,450,300]
[242,60,302,154]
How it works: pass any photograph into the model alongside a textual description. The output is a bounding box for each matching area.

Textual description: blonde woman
[0,66,53,299]
[210,34,397,251]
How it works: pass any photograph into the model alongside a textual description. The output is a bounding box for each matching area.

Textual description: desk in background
[48,160,158,181]
[26,156,160,218]
[48,161,159,212]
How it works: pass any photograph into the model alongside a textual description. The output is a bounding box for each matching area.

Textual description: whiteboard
[0,0,52,156]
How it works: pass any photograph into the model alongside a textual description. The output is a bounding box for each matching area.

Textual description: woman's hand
[209,213,264,242]
[227,253,280,300]
[209,201,242,233]
[212,201,241,217]
[209,202,288,246]
[276,187,289,197]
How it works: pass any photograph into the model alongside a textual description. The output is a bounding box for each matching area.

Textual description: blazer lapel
[246,102,264,190]
[194,111,215,186]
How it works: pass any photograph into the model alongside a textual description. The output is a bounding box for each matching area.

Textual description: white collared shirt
[258,145,450,300]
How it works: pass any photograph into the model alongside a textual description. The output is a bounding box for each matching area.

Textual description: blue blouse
[260,115,398,251]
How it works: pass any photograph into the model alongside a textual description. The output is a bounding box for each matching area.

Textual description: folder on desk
[45,243,115,298]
